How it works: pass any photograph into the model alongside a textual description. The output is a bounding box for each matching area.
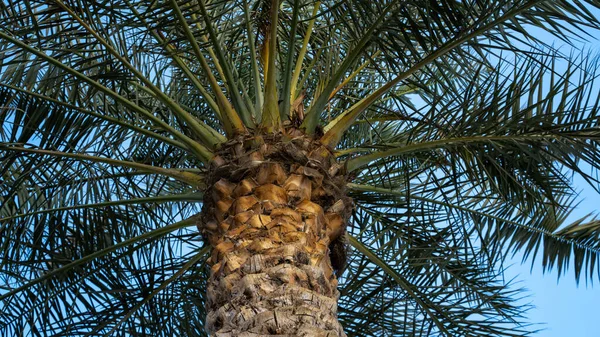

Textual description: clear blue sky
[487,11,600,336]
[506,172,600,337]
[499,16,600,335]
[401,22,600,335]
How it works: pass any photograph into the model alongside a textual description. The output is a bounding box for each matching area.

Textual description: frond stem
[0,145,204,186]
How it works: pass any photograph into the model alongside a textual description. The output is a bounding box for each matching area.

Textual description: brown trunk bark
[197,126,351,336]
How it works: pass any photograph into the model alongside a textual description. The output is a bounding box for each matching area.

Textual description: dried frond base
[198,125,352,336]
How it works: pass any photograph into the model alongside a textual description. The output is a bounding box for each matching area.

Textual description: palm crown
[1,0,600,336]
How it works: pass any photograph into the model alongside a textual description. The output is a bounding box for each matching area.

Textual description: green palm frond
[2,0,600,336]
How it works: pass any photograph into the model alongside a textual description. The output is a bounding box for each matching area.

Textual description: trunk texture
[198,126,351,336]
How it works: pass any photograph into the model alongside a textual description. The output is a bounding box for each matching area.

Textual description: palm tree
[2,0,600,335]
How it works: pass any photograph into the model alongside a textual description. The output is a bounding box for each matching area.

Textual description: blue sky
[506,172,600,337]
[480,9,600,336]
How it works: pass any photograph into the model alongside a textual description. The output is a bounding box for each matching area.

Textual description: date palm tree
[2,0,600,335]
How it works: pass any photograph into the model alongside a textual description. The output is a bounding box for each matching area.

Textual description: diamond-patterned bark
[198,126,351,336]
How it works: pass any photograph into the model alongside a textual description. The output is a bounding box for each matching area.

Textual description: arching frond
[2,0,600,336]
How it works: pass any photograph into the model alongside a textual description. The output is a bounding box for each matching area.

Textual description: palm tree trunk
[198,126,351,336]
